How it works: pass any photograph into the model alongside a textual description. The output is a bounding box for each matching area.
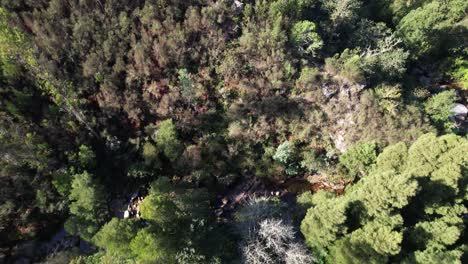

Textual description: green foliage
[142,141,160,168]
[387,0,430,22]
[352,170,418,217]
[267,0,309,18]
[397,0,467,59]
[52,170,73,197]
[325,89,436,149]
[296,66,321,87]
[178,68,196,103]
[301,133,468,263]
[297,190,334,209]
[301,197,348,251]
[326,18,409,83]
[127,162,155,179]
[349,216,403,255]
[449,58,468,89]
[326,43,408,84]
[365,35,409,80]
[78,145,96,168]
[140,180,179,226]
[300,149,325,173]
[374,84,402,114]
[65,171,108,241]
[374,142,407,172]
[154,119,183,162]
[91,176,232,262]
[411,244,463,264]
[273,141,295,164]
[327,235,387,264]
[35,188,60,214]
[424,90,456,131]
[322,0,362,27]
[128,177,229,262]
[93,218,139,257]
[339,142,378,177]
[0,1,466,263]
[130,228,168,263]
[291,20,323,56]
[0,7,35,66]
[273,141,301,176]
[70,253,105,264]
[5,100,21,118]
[0,200,14,230]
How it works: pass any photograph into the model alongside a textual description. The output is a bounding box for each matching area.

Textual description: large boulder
[451,103,467,118]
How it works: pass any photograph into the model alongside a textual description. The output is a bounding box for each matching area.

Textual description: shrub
[155,119,183,162]
[142,142,160,168]
[300,149,324,173]
[424,90,456,131]
[78,145,95,168]
[273,141,301,176]
[325,49,365,84]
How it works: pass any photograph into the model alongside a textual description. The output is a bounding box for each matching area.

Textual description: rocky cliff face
[323,82,366,152]
[296,72,434,153]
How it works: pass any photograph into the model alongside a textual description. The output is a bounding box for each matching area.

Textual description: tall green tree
[93,218,139,258]
[154,119,183,162]
[397,0,467,59]
[301,133,468,263]
[424,90,456,131]
[65,171,108,241]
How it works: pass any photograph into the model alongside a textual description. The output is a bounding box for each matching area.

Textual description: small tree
[449,58,467,89]
[178,68,197,104]
[155,119,183,162]
[274,141,295,164]
[424,90,456,131]
[325,49,365,83]
[140,178,178,226]
[78,145,96,168]
[273,141,301,176]
[291,21,323,57]
[65,171,108,241]
[397,0,466,59]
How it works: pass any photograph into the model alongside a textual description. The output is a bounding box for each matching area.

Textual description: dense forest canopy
[0,0,466,263]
